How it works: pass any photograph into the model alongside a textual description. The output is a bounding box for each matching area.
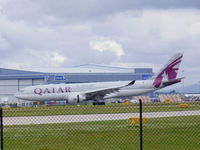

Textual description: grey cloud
[2,0,200,24]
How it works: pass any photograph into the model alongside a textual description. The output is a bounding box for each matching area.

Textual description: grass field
[4,115,200,150]
[3,102,200,117]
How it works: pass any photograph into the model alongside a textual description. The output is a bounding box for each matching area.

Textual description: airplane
[14,53,184,103]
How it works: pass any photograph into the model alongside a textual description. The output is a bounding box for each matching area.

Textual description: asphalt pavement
[3,110,200,125]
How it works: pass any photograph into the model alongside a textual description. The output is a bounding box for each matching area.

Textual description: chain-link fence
[1,100,200,150]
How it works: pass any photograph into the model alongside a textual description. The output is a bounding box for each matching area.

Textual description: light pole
[198,81,200,94]
[182,70,185,94]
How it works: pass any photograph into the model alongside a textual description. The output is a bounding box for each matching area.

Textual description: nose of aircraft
[14,92,24,99]
[14,92,20,98]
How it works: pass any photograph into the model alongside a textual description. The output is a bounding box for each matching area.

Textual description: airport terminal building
[0,64,154,106]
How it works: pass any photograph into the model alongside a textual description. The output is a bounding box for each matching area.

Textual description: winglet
[128,80,135,86]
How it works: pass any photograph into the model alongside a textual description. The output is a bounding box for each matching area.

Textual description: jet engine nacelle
[66,93,86,103]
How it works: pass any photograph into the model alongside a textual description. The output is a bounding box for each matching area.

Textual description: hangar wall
[45,73,147,84]
[0,79,44,104]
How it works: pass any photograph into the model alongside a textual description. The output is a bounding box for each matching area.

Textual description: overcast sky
[0,0,200,86]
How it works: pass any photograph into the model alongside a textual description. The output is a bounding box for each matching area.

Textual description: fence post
[139,99,143,150]
[0,108,3,150]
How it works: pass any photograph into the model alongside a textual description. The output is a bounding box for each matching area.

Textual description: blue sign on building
[142,75,152,80]
[54,76,66,80]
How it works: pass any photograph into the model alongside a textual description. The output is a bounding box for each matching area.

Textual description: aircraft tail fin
[153,53,183,88]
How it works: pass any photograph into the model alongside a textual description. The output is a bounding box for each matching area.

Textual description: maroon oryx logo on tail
[153,53,183,88]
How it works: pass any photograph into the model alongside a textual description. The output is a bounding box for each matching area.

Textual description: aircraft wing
[82,80,135,99]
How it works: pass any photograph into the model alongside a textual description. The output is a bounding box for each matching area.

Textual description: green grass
[4,115,200,150]
[3,102,200,117]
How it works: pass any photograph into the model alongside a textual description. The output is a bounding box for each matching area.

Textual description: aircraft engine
[66,93,86,103]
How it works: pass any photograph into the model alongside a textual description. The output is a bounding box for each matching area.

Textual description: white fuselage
[15,80,157,102]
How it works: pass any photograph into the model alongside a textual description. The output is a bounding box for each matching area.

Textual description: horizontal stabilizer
[162,77,184,86]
